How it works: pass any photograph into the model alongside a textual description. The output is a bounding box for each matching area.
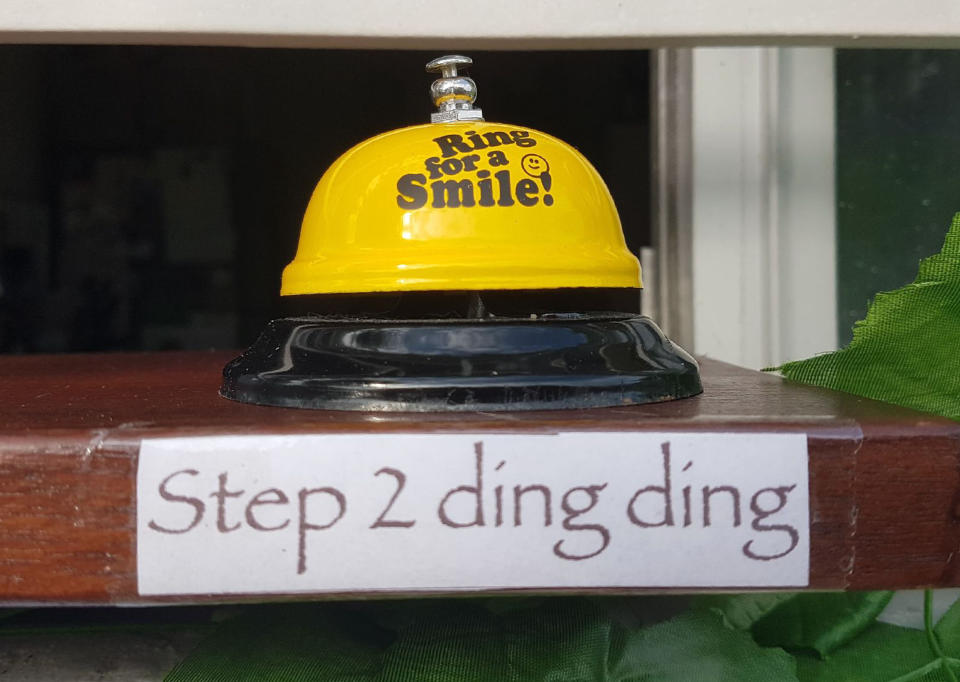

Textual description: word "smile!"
[395,129,555,210]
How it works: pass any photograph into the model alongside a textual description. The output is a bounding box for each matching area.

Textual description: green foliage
[166,599,798,682]
[693,593,797,631]
[935,598,960,655]
[612,610,797,682]
[795,622,942,681]
[693,592,894,657]
[159,593,960,682]
[777,213,960,421]
[751,592,894,656]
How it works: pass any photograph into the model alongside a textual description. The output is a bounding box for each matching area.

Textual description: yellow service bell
[221,55,701,411]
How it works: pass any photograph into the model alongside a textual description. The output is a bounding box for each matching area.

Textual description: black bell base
[221,314,702,412]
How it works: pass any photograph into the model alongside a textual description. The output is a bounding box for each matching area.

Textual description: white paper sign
[137,432,809,596]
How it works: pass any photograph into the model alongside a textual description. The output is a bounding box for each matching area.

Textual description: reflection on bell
[221,55,702,411]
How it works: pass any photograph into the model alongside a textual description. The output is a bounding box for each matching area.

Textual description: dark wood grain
[0,350,958,603]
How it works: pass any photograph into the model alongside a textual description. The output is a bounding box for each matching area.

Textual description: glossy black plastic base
[221,314,702,412]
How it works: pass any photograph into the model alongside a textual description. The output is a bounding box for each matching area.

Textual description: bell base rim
[220,315,702,412]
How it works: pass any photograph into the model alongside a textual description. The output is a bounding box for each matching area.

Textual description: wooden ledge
[1,351,958,603]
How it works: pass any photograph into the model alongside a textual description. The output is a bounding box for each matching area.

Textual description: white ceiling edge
[0,0,959,47]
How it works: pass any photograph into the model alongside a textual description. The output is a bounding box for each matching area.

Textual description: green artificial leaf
[795,622,936,682]
[922,590,960,682]
[796,591,960,682]
[378,600,612,681]
[886,658,960,682]
[935,596,960,657]
[692,593,799,630]
[165,603,390,681]
[775,213,960,421]
[751,592,894,657]
[166,599,798,681]
[612,610,798,682]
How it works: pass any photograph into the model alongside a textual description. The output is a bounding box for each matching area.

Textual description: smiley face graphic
[521,153,550,178]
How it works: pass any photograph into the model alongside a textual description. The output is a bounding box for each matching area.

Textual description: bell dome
[280,55,640,297]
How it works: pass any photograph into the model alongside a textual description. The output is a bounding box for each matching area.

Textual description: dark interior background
[0,47,650,354]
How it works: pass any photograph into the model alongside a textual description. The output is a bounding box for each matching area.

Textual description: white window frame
[690,47,838,369]
[647,47,837,370]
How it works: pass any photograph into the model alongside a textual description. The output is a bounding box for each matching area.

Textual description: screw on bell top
[426,55,484,123]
